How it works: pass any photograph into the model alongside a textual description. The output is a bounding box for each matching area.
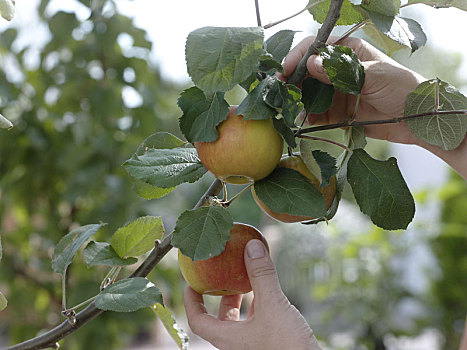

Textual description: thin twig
[332,20,369,45]
[255,0,262,27]
[263,0,328,29]
[8,179,223,350]
[296,110,467,135]
[297,134,351,151]
[287,0,344,86]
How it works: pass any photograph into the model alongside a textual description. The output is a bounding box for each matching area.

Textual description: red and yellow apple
[178,222,268,296]
[195,106,283,185]
[252,155,337,223]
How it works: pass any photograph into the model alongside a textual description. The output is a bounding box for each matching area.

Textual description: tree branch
[254,0,262,27]
[8,179,223,350]
[287,0,344,86]
[296,110,467,135]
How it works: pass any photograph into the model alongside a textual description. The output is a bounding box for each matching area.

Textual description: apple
[178,222,268,296]
[252,155,337,223]
[195,106,283,185]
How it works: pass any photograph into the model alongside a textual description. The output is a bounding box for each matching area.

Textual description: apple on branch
[252,155,337,223]
[178,223,268,296]
[195,106,283,185]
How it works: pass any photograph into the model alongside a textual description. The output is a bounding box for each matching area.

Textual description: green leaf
[319,45,365,95]
[407,0,467,11]
[52,224,105,275]
[185,26,264,93]
[405,79,467,150]
[253,167,327,218]
[309,0,364,25]
[0,291,7,312]
[363,22,406,56]
[346,125,367,150]
[301,77,335,114]
[0,113,13,129]
[237,78,278,120]
[128,132,187,199]
[123,147,207,188]
[111,216,164,259]
[96,277,163,312]
[263,77,303,127]
[273,117,297,148]
[299,140,337,187]
[265,30,298,62]
[258,53,284,74]
[360,0,401,16]
[132,179,174,200]
[172,206,234,261]
[312,150,337,188]
[365,12,426,54]
[347,149,415,230]
[136,132,186,155]
[153,303,189,350]
[84,241,138,267]
[178,87,230,143]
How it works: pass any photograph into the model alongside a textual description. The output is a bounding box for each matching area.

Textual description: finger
[306,55,332,85]
[247,298,255,319]
[184,287,231,342]
[282,36,315,77]
[244,239,284,308]
[217,294,243,321]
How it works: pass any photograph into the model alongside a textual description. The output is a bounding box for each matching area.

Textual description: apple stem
[221,181,228,202]
[220,184,253,208]
[297,134,351,152]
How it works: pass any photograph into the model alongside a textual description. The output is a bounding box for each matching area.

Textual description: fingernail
[246,240,265,259]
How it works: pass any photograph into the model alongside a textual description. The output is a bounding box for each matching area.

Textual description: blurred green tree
[0,0,184,348]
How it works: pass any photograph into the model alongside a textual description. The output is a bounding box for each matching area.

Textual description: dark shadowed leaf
[172,206,234,261]
[301,77,335,114]
[273,117,297,148]
[347,149,415,230]
[319,45,365,95]
[178,87,230,143]
[265,30,298,62]
[96,277,163,312]
[238,78,278,120]
[253,168,327,218]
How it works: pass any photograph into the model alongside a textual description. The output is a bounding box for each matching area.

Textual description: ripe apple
[178,222,268,296]
[252,155,337,223]
[195,106,283,185]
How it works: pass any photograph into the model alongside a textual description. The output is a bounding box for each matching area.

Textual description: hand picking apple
[178,223,268,295]
[183,238,323,350]
[195,106,284,185]
[252,155,337,222]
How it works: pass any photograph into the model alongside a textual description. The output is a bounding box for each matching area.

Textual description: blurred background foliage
[0,0,466,349]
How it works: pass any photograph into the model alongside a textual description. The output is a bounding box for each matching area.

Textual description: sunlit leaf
[111,216,164,258]
[0,113,13,129]
[153,303,189,350]
[309,0,364,25]
[405,79,467,150]
[0,291,7,311]
[186,26,264,93]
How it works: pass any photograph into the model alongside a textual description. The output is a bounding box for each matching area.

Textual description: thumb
[244,239,283,305]
[306,55,332,85]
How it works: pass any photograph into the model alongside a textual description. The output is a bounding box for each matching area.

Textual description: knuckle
[250,262,277,279]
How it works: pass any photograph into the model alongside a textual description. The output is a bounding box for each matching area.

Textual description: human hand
[282,36,467,179]
[184,239,322,350]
